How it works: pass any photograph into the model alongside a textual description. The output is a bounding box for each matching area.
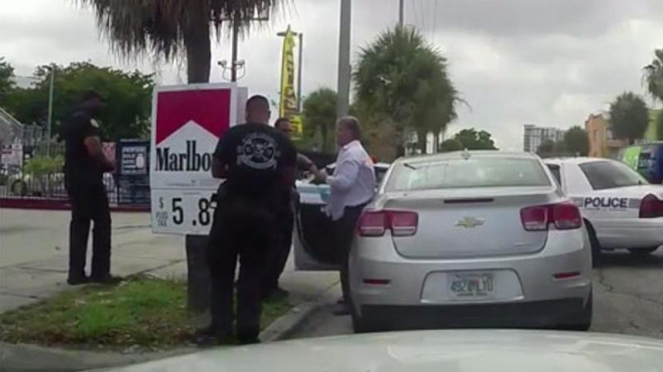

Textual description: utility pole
[231,15,240,82]
[399,0,404,26]
[219,11,268,82]
[336,0,352,119]
[297,33,304,112]
[46,65,55,156]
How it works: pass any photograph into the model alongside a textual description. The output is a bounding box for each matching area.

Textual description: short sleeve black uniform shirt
[214,123,297,200]
[62,111,103,186]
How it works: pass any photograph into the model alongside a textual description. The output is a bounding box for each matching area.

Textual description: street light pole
[231,15,240,82]
[399,0,404,26]
[336,0,352,119]
[297,33,304,112]
[46,65,55,156]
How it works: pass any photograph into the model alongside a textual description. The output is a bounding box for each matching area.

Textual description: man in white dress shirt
[312,116,376,315]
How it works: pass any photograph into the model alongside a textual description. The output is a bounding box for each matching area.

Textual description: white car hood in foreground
[105,330,663,372]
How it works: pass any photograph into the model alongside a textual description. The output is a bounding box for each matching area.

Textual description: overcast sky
[1,0,661,150]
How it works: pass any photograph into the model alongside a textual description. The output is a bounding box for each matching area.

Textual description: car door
[293,181,340,271]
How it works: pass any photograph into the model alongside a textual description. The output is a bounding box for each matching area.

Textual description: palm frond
[80,0,287,61]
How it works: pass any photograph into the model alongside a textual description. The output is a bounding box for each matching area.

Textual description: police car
[543,157,663,257]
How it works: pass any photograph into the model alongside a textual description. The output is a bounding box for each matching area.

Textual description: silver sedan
[348,151,593,332]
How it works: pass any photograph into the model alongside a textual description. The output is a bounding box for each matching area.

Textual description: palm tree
[354,26,459,154]
[81,0,283,83]
[643,49,663,102]
[301,88,337,153]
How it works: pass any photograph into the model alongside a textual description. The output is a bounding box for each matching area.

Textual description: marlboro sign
[150,84,241,234]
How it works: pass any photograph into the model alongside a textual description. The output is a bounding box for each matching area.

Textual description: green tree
[438,138,463,152]
[537,139,556,157]
[0,57,14,103]
[657,111,663,141]
[643,48,663,102]
[609,92,650,144]
[453,128,498,150]
[354,26,459,155]
[301,88,337,153]
[82,0,284,83]
[4,62,154,141]
[563,126,589,156]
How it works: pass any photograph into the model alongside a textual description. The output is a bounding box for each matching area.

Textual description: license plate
[449,272,495,299]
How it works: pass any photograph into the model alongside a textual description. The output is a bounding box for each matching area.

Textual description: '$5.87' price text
[157,194,216,228]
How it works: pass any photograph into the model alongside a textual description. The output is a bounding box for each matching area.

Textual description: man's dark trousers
[334,204,366,303]
[264,200,294,294]
[66,182,111,280]
[207,196,277,343]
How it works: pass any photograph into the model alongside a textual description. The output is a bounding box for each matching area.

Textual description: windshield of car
[579,160,649,190]
[386,157,551,191]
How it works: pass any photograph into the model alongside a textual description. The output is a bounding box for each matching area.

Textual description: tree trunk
[183,25,211,84]
[321,124,328,153]
[418,130,428,154]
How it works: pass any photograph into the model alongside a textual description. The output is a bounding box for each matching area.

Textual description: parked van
[619,142,663,184]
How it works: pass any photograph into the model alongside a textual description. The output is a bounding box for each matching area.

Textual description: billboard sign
[150,84,239,234]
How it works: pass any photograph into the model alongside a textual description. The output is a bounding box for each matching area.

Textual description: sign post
[150,83,242,310]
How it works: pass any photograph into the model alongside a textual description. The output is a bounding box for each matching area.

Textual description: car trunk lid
[380,187,559,259]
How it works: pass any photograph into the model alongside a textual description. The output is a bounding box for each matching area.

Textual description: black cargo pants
[66,182,112,280]
[264,190,297,294]
[334,204,367,302]
[207,196,278,343]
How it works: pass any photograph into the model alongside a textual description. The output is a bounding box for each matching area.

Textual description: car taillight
[358,210,418,237]
[521,202,582,231]
[639,194,663,218]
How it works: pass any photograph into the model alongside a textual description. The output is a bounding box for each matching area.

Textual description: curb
[260,300,321,343]
[0,198,149,212]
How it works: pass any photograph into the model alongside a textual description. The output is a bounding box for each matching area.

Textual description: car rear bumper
[349,229,592,323]
[360,298,586,330]
[594,218,663,249]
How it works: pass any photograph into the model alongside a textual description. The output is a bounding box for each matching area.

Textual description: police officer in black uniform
[205,96,297,345]
[262,118,313,299]
[61,91,116,285]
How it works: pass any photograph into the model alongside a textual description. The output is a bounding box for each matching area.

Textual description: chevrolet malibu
[347,151,592,332]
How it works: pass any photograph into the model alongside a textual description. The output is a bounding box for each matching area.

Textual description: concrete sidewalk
[0,209,338,313]
[0,208,340,370]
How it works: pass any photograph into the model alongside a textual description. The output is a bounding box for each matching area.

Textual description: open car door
[293,182,340,271]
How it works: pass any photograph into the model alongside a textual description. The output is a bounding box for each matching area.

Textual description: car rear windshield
[579,161,648,190]
[385,157,551,191]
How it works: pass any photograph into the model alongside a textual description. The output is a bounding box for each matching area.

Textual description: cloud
[1,0,661,151]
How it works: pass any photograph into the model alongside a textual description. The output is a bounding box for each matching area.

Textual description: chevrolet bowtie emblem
[455,217,485,228]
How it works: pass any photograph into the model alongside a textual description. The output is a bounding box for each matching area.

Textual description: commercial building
[585,113,625,158]
[523,124,565,153]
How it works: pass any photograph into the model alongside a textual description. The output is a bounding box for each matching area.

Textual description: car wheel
[561,291,592,332]
[628,247,659,255]
[350,302,382,333]
[585,221,601,267]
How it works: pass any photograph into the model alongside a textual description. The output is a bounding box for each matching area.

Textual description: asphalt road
[287,249,663,340]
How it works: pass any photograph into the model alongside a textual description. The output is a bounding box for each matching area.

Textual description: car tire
[561,291,592,332]
[628,247,659,255]
[350,303,382,333]
[585,221,601,267]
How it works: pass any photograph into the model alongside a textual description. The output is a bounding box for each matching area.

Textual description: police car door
[293,181,340,271]
[562,161,641,229]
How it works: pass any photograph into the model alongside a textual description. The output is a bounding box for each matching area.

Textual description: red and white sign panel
[150,84,238,234]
